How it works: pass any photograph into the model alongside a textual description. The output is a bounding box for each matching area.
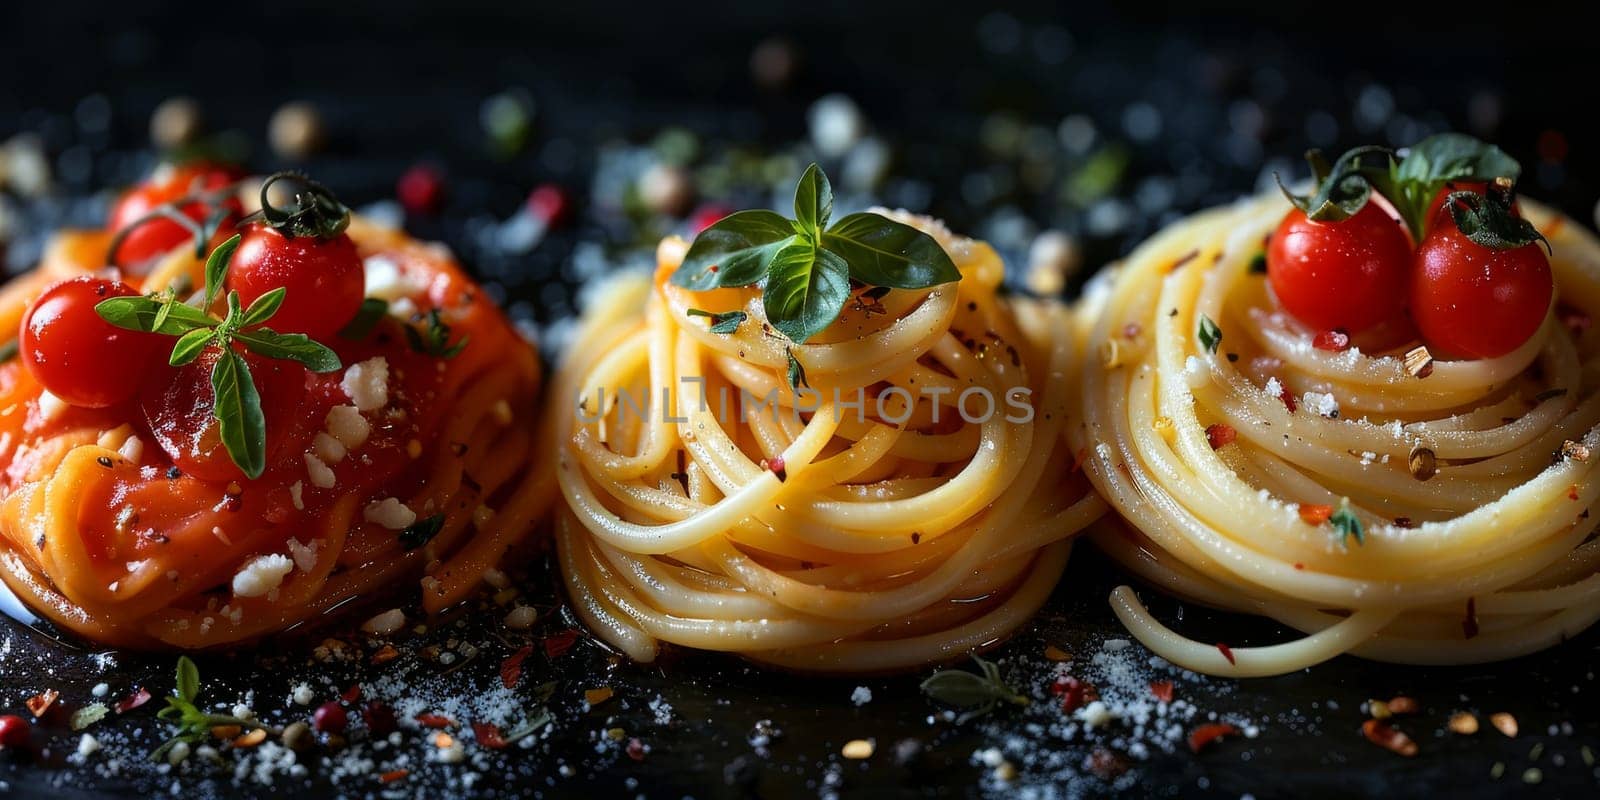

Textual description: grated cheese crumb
[363,497,417,530]
[342,357,390,412]
[312,432,347,464]
[304,453,336,489]
[232,554,294,598]
[1302,391,1340,419]
[288,481,305,511]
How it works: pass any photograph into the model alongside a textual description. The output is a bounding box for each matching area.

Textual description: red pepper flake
[1298,504,1333,525]
[473,721,509,750]
[1361,719,1418,757]
[1313,329,1351,352]
[1293,562,1306,570]
[1277,383,1297,413]
[341,684,362,704]
[414,713,456,729]
[501,645,532,690]
[1149,681,1174,703]
[1205,423,1237,450]
[25,689,59,718]
[113,687,151,714]
[1558,303,1591,337]
[1187,723,1240,753]
[1069,446,1090,474]
[544,629,580,659]
[1052,676,1096,713]
[1462,597,1480,640]
[1216,643,1236,665]
[1086,747,1129,779]
[1122,323,1142,339]
[379,769,410,784]
[760,456,787,481]
[1568,484,1580,501]
[626,737,647,761]
[1167,249,1200,273]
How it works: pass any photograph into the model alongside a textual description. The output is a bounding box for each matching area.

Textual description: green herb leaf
[920,655,1029,723]
[403,309,469,358]
[399,513,446,550]
[96,295,215,335]
[823,212,962,289]
[792,162,833,236]
[786,349,809,390]
[0,339,18,364]
[176,655,200,703]
[1395,133,1520,192]
[235,329,343,373]
[169,328,215,366]
[240,287,287,328]
[764,242,850,344]
[71,702,109,731]
[685,308,748,334]
[1198,314,1222,354]
[1248,252,1267,275]
[1330,499,1365,547]
[210,347,266,480]
[340,298,390,340]
[672,210,797,290]
[203,234,242,310]
[1443,187,1551,252]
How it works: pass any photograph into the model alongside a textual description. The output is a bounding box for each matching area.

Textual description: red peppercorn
[362,701,397,736]
[312,701,348,734]
[1312,328,1351,352]
[397,164,446,216]
[1205,423,1237,450]
[688,204,733,236]
[0,714,29,748]
[526,183,572,228]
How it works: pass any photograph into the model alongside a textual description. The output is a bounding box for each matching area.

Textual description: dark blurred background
[1,1,1595,326]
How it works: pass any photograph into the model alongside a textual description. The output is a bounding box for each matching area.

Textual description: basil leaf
[672,210,796,290]
[235,329,343,373]
[152,297,176,333]
[1443,189,1551,252]
[0,339,18,364]
[685,308,747,335]
[1198,314,1222,354]
[920,656,1028,721]
[1278,146,1390,222]
[403,309,468,359]
[210,347,267,480]
[1395,133,1520,188]
[823,213,962,289]
[763,241,850,344]
[1330,501,1365,547]
[786,349,809,390]
[97,295,214,335]
[169,328,215,366]
[340,298,390,340]
[203,234,242,310]
[70,702,109,731]
[175,655,200,704]
[240,287,286,328]
[793,162,833,236]
[399,513,446,550]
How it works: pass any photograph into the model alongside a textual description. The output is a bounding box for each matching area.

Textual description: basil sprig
[152,656,256,762]
[95,234,343,479]
[1278,133,1524,243]
[671,163,961,345]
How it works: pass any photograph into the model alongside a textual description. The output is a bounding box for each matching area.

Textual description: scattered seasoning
[1248,252,1267,274]
[1148,681,1174,703]
[414,713,456,729]
[1167,249,1200,272]
[1215,643,1236,665]
[543,629,580,658]
[70,703,109,731]
[312,702,348,734]
[1386,696,1419,715]
[362,701,398,737]
[1052,676,1095,714]
[473,721,509,749]
[341,684,362,704]
[1086,747,1130,779]
[1197,315,1222,354]
[233,728,267,748]
[114,687,152,714]
[1042,644,1072,662]
[1560,439,1591,462]
[921,655,1030,723]
[1528,742,1544,761]
[1330,499,1365,546]
[1522,767,1543,785]
[1408,446,1437,481]
[501,645,533,689]
[1367,699,1391,720]
[379,769,410,784]
[280,721,313,751]
[1490,761,1506,779]
[1581,745,1595,766]
[26,689,59,718]
[584,687,614,707]
[1490,712,1518,738]
[1463,597,1480,639]
[1298,504,1333,525]
[841,738,875,759]
[1558,304,1591,336]
[1312,329,1350,351]
[1361,719,1418,757]
[1204,423,1237,450]
[1448,712,1479,735]
[1187,723,1239,753]
[1277,383,1298,412]
[627,737,647,761]
[1404,345,1435,378]
[759,456,787,481]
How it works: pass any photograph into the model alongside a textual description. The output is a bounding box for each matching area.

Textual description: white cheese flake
[304,453,336,489]
[312,432,347,464]
[325,405,371,448]
[363,497,417,530]
[341,357,390,412]
[232,554,294,598]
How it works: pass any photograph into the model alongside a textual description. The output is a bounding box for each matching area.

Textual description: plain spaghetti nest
[549,212,1104,673]
[1071,192,1600,676]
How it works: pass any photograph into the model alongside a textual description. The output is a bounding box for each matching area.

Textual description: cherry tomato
[1267,201,1413,335]
[142,346,309,482]
[0,714,29,748]
[1411,222,1552,359]
[227,222,364,341]
[108,163,241,267]
[19,277,163,408]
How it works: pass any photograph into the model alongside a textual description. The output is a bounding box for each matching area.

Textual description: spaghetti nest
[0,219,551,648]
[551,212,1104,673]
[1073,193,1600,676]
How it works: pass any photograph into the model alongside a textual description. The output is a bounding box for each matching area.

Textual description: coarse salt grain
[850,686,873,706]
